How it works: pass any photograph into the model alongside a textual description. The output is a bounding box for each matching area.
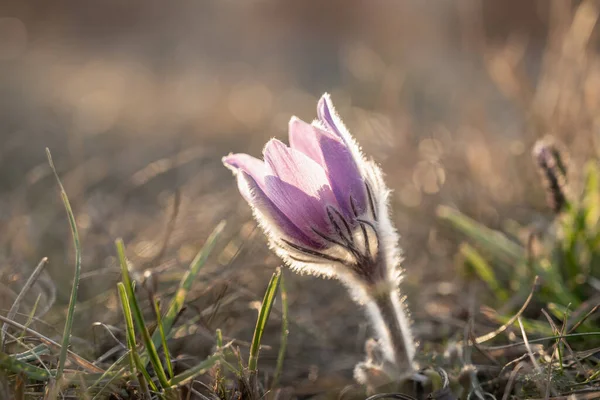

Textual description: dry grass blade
[89,352,129,399]
[0,314,102,373]
[526,393,600,400]
[486,332,600,351]
[568,303,600,333]
[14,373,25,400]
[541,309,587,378]
[517,317,541,373]
[364,393,417,400]
[468,327,499,366]
[465,276,539,345]
[1,257,48,351]
[501,362,524,400]
[544,342,555,400]
[541,309,565,374]
[462,325,488,400]
[517,317,555,397]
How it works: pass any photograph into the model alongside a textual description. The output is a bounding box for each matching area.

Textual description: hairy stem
[366,286,415,374]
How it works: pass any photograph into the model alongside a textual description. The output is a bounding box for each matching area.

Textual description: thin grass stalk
[272,273,288,388]
[168,353,222,387]
[10,295,50,376]
[117,283,157,394]
[77,371,92,400]
[14,373,24,400]
[0,314,102,373]
[89,351,129,392]
[91,365,128,400]
[147,221,225,364]
[5,332,52,376]
[1,257,48,351]
[248,267,282,372]
[216,329,223,349]
[47,148,82,382]
[117,283,139,378]
[116,240,170,389]
[17,293,42,343]
[154,299,174,379]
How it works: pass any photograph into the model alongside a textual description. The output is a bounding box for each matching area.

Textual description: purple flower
[223,93,416,375]
[223,94,391,281]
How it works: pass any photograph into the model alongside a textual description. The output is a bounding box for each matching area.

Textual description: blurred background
[0,0,599,394]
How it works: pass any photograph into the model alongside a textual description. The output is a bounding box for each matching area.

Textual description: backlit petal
[223,153,267,187]
[289,117,367,218]
[317,93,346,141]
[263,139,338,238]
[236,171,319,247]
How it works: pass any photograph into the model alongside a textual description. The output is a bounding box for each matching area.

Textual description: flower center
[279,182,385,284]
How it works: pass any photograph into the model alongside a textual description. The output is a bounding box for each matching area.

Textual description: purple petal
[289,118,367,218]
[263,139,339,239]
[317,93,346,141]
[288,117,340,167]
[236,171,320,247]
[223,153,267,187]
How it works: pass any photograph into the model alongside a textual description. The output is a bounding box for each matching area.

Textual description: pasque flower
[532,137,568,214]
[223,94,416,377]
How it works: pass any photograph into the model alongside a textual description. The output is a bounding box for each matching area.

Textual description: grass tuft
[116,239,171,390]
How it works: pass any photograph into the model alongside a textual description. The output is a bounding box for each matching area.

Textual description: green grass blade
[460,243,509,302]
[248,267,282,372]
[535,259,580,306]
[547,303,569,321]
[492,314,554,336]
[272,272,288,388]
[0,315,101,374]
[584,160,600,229]
[437,205,524,263]
[117,283,141,376]
[133,351,156,395]
[149,221,225,355]
[0,352,51,381]
[561,208,586,288]
[117,282,158,393]
[154,299,174,379]
[116,240,170,389]
[18,294,41,343]
[91,365,127,400]
[47,148,82,381]
[14,344,50,362]
[89,351,129,391]
[216,329,223,349]
[168,353,222,387]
